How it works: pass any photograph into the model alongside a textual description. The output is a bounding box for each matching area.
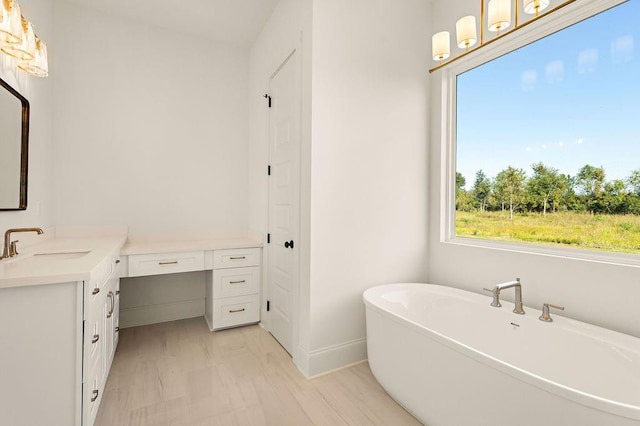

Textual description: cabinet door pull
[107,292,114,318]
[115,326,120,333]
[92,287,100,295]
[115,290,120,295]
[229,308,246,313]
[159,261,178,265]
[92,334,100,344]
[91,389,99,402]
[115,259,121,264]
[229,280,246,284]
[229,256,246,260]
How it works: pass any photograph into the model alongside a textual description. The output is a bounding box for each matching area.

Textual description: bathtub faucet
[483,278,525,314]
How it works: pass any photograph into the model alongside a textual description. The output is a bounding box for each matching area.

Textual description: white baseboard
[295,337,368,378]
[120,299,205,328]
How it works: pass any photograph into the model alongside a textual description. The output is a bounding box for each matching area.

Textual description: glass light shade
[432,31,451,61]
[1,15,34,60]
[488,0,511,32]
[524,0,550,15]
[0,0,22,44]
[456,15,477,49]
[18,37,47,76]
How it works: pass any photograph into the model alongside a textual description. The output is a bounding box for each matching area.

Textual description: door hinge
[263,94,271,108]
[267,301,270,311]
[267,233,271,244]
[268,165,271,176]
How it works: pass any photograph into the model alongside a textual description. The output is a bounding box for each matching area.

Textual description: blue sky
[457,0,639,188]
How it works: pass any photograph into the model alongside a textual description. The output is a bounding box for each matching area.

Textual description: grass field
[456,211,640,254]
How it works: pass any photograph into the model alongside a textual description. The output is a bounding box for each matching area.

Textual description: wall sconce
[430,0,576,73]
[0,0,48,77]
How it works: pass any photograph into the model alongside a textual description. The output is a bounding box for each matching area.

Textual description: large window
[455,0,640,255]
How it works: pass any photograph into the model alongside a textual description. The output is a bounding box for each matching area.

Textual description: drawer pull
[115,259,121,264]
[159,261,179,265]
[229,280,246,284]
[92,334,100,344]
[229,308,246,313]
[115,326,120,333]
[229,256,246,260]
[116,290,120,295]
[91,389,99,402]
[107,292,114,318]
[92,287,100,295]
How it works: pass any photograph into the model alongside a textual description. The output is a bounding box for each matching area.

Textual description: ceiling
[64,0,281,49]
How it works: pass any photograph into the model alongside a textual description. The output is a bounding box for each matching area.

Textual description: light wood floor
[95,317,421,425]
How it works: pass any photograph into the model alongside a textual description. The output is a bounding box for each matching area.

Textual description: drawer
[213,266,260,298]
[128,251,205,277]
[212,294,260,330]
[86,313,103,366]
[213,248,261,269]
[84,357,104,426]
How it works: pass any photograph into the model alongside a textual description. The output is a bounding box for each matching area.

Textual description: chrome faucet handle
[539,303,564,322]
[482,287,501,307]
[9,240,19,256]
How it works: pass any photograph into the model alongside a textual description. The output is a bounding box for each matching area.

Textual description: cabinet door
[104,289,114,381]
[113,279,120,351]
[103,273,119,377]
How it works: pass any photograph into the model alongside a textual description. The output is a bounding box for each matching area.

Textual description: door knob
[284,240,294,249]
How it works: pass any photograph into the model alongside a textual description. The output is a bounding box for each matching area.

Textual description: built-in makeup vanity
[120,235,263,331]
[0,228,262,426]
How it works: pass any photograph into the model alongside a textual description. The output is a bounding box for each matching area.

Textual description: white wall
[0,0,54,234]
[52,1,250,235]
[249,0,430,377]
[50,1,252,326]
[306,0,430,375]
[428,0,640,339]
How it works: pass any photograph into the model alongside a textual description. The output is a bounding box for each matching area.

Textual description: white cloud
[611,35,634,64]
[577,138,584,145]
[546,60,565,83]
[521,69,537,91]
[525,146,532,152]
[578,48,599,74]
[559,141,565,148]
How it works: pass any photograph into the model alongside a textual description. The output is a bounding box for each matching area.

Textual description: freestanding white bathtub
[363,283,640,426]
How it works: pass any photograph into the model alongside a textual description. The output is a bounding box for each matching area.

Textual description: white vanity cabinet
[205,248,261,330]
[0,252,120,426]
[83,255,120,425]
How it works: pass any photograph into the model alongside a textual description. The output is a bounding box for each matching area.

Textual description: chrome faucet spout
[485,278,525,314]
[1,227,44,260]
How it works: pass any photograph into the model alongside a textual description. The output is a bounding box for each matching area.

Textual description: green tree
[602,180,627,214]
[472,170,491,212]
[576,165,605,213]
[527,162,565,215]
[455,172,474,211]
[494,167,526,220]
[627,170,640,196]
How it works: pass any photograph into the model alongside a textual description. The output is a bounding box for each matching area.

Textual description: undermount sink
[3,249,92,264]
[32,250,91,260]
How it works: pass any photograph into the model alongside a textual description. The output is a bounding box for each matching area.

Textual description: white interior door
[267,50,300,355]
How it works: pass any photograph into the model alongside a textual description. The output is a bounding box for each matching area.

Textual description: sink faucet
[483,278,525,314]
[1,228,44,260]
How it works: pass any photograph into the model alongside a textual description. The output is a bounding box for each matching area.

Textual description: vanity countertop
[0,236,126,289]
[121,236,263,255]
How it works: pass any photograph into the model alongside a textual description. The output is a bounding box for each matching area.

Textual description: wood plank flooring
[95,317,421,425]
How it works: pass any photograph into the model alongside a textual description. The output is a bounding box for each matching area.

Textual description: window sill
[445,236,640,269]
